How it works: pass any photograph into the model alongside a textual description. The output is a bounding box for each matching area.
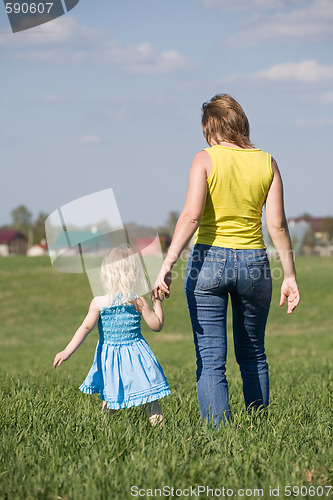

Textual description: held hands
[152,288,165,303]
[153,264,172,299]
[53,350,71,369]
[280,277,300,314]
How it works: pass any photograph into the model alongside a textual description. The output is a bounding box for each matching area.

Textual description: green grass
[0,256,332,499]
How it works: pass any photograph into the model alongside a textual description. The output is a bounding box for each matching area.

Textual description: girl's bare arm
[140,296,164,332]
[53,299,100,368]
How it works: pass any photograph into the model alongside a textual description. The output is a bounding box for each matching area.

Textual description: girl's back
[97,298,142,344]
[79,293,170,410]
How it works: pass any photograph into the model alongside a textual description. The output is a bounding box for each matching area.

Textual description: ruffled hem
[79,383,171,409]
[79,384,98,395]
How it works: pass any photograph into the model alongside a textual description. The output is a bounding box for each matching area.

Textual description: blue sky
[1,0,332,229]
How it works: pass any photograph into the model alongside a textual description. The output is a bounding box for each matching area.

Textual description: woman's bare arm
[265,158,300,313]
[154,150,211,297]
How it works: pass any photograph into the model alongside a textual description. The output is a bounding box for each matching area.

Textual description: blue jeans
[184,244,272,427]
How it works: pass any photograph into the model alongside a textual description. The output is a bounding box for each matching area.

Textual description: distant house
[288,216,333,256]
[288,216,333,243]
[0,229,27,256]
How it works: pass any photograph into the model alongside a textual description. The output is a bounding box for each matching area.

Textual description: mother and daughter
[53,94,300,428]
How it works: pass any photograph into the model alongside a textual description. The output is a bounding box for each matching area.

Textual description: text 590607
[6,3,54,14]
[285,485,332,497]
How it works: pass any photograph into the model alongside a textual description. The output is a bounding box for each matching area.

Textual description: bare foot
[144,400,164,428]
[149,413,164,428]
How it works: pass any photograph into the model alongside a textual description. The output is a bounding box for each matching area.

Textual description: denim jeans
[184,244,272,427]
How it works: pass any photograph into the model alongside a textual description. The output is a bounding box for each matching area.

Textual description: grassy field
[0,255,332,500]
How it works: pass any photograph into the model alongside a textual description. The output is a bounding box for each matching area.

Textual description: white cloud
[0,16,193,75]
[254,60,333,83]
[41,93,74,104]
[101,41,193,75]
[222,60,333,85]
[296,90,333,106]
[295,117,333,127]
[202,0,306,11]
[77,134,102,144]
[223,0,333,46]
[0,17,95,46]
[321,92,333,103]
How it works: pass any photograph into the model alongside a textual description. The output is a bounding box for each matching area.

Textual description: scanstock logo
[3,0,80,33]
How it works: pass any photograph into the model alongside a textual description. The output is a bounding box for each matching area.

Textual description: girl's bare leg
[102,401,116,415]
[144,400,164,427]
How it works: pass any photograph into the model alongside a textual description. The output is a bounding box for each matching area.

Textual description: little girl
[53,245,171,426]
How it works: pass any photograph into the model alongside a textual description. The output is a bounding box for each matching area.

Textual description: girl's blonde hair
[100,245,148,306]
[201,94,254,148]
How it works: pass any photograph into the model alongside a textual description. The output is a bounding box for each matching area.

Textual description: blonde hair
[100,245,148,307]
[201,94,254,148]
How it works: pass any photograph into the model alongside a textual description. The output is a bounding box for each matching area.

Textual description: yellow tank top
[195,145,273,249]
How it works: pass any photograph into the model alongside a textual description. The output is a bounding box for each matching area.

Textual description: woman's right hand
[153,264,172,299]
[280,277,300,314]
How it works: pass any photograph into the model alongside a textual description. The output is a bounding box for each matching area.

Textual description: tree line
[1,205,47,246]
[2,205,333,254]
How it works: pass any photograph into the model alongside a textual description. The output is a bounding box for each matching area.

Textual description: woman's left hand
[280,277,300,314]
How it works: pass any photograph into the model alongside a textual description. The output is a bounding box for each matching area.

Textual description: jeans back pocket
[195,257,227,291]
[247,260,272,294]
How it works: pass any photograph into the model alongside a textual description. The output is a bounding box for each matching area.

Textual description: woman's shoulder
[193,149,212,162]
[189,150,213,179]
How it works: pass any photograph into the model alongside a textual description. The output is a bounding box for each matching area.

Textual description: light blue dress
[79,301,171,409]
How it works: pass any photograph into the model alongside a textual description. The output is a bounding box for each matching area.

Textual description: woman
[154,94,300,427]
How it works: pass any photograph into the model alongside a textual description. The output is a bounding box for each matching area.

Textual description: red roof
[0,229,25,244]
[135,237,160,255]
